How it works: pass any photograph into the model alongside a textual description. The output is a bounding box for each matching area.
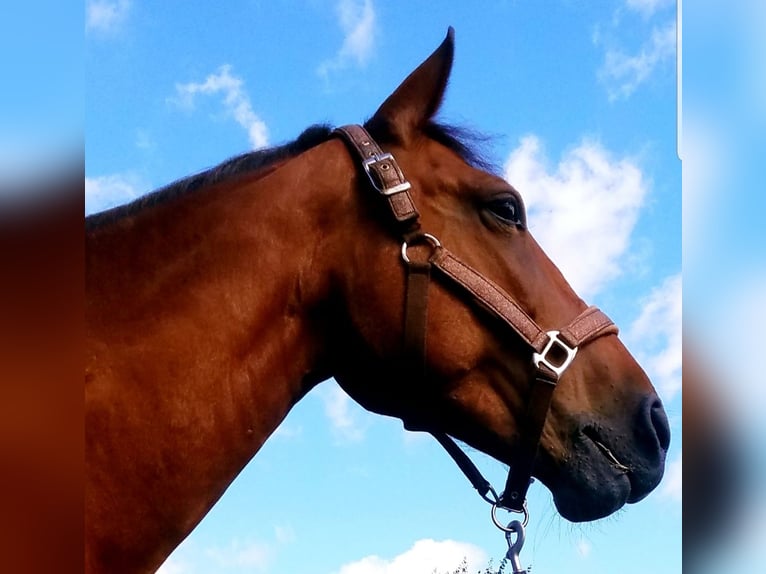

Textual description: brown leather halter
[333,125,618,513]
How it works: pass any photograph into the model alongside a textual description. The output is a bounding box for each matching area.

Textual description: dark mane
[85,121,490,231]
[85,125,333,231]
[421,122,496,172]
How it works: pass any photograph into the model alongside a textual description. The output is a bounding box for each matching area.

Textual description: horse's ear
[367,27,455,144]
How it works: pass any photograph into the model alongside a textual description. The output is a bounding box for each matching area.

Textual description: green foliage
[436,556,509,574]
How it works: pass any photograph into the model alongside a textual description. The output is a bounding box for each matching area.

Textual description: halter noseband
[333,125,618,512]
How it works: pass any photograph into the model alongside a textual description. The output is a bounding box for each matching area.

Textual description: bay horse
[85,29,669,573]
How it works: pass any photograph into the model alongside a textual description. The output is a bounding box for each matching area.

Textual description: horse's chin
[550,472,631,522]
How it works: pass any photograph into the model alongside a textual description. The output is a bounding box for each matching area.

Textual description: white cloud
[504,136,647,299]
[628,274,682,402]
[85,173,143,215]
[171,65,269,149]
[316,382,369,443]
[205,538,273,572]
[335,538,487,574]
[661,453,682,501]
[318,0,377,80]
[625,0,675,18]
[599,20,676,100]
[86,0,131,33]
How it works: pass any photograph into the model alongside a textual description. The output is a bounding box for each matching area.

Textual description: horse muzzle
[546,392,670,522]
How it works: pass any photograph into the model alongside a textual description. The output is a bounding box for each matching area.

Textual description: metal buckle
[362,153,412,196]
[532,330,578,377]
[401,233,441,264]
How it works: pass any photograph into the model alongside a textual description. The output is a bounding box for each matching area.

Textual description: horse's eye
[487,196,523,227]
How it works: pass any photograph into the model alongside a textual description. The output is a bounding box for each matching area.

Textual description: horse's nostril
[648,396,671,451]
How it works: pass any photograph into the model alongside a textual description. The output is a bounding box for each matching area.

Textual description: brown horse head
[86,28,669,572]
[326,29,669,522]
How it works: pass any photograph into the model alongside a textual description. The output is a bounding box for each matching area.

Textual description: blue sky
[85,2,681,573]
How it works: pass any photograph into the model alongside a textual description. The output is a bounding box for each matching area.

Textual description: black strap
[430,431,493,500]
[499,368,556,510]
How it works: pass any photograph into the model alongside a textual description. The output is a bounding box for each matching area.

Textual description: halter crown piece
[333,126,618,529]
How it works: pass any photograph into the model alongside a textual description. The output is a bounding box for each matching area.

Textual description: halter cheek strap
[333,125,618,511]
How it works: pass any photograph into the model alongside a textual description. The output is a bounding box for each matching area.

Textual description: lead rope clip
[502,519,529,574]
[491,502,530,574]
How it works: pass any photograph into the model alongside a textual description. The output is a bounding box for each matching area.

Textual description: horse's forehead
[402,144,510,196]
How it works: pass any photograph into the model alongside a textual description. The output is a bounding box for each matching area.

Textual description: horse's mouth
[581,425,631,475]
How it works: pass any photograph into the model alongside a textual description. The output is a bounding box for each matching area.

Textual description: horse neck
[85,140,353,571]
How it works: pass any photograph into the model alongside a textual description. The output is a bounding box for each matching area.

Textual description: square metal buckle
[362,153,412,196]
[532,330,578,377]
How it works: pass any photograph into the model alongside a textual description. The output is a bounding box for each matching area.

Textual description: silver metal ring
[401,233,441,264]
[491,500,529,531]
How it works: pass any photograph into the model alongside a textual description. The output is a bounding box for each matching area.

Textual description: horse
[85,28,669,573]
